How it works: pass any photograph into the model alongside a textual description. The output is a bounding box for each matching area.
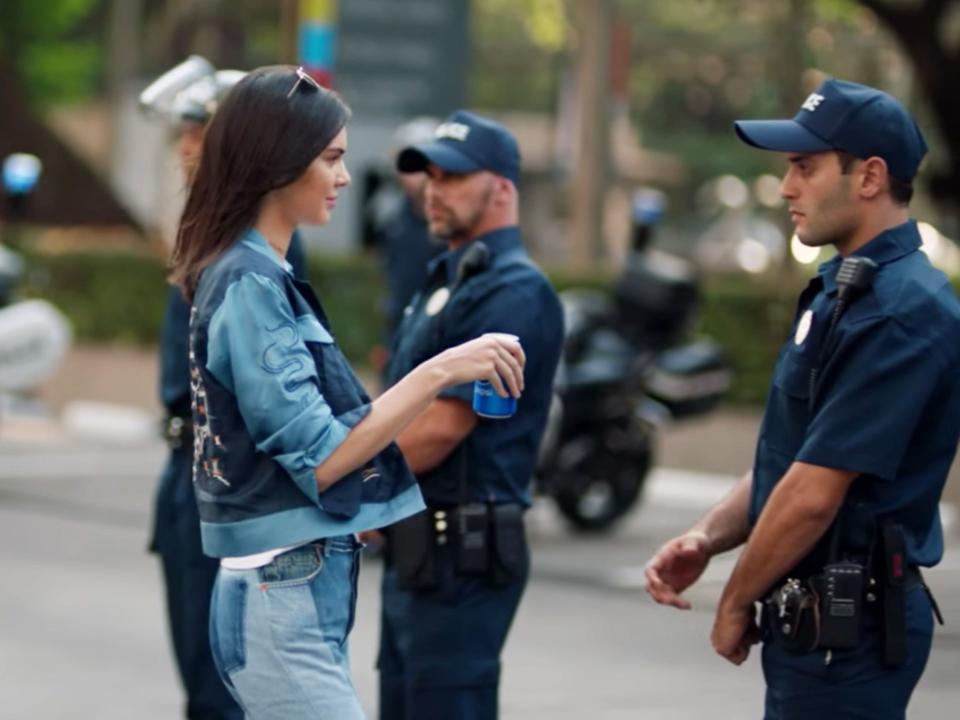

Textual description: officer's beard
[429,186,493,245]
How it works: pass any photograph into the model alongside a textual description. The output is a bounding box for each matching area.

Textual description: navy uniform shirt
[751,220,960,568]
[159,231,308,417]
[386,227,564,507]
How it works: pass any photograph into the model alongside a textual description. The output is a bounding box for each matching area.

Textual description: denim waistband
[274,535,360,566]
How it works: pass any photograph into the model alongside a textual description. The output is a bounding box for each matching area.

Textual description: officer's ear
[857,156,888,201]
[491,176,516,207]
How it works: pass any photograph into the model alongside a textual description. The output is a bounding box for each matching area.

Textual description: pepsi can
[472,333,520,419]
[472,379,517,418]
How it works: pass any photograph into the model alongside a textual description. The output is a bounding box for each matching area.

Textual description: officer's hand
[711,601,760,666]
[432,334,526,398]
[644,531,711,609]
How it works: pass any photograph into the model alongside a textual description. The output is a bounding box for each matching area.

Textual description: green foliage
[15,248,824,405]
[20,248,168,345]
[0,0,104,105]
[304,252,386,363]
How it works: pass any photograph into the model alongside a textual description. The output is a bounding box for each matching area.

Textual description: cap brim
[734,120,834,153]
[397,141,483,175]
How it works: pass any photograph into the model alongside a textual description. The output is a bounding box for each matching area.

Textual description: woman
[170,66,524,719]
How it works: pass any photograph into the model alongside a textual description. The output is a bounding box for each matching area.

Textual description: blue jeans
[762,584,934,719]
[209,536,365,719]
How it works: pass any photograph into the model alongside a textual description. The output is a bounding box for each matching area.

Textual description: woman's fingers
[489,340,524,397]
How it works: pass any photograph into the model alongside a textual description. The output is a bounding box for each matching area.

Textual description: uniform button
[434,510,446,520]
[435,520,448,532]
[436,534,448,546]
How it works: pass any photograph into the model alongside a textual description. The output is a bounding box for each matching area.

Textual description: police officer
[378,111,564,720]
[368,117,444,341]
[645,78,960,719]
[142,59,307,720]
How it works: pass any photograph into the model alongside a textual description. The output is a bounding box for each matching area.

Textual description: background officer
[378,110,564,720]
[644,78,960,719]
[141,58,307,720]
[366,117,444,343]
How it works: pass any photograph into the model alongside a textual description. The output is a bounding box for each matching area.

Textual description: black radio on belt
[812,560,865,648]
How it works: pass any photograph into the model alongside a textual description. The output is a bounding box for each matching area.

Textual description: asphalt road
[1,429,958,719]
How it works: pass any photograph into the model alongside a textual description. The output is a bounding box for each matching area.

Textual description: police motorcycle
[0,156,72,401]
[535,192,731,531]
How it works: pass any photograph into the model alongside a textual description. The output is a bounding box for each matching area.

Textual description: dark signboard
[334,0,469,117]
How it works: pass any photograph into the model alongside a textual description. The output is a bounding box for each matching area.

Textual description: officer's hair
[171,66,350,299]
[836,151,913,207]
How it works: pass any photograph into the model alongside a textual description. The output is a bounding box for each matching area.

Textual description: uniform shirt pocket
[766,349,813,457]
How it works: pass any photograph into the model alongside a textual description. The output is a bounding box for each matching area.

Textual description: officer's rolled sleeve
[205,272,354,504]
[437,286,543,405]
[797,317,941,480]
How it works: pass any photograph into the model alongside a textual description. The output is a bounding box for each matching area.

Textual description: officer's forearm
[718,461,856,610]
[690,471,753,557]
[313,362,447,489]
[395,398,476,474]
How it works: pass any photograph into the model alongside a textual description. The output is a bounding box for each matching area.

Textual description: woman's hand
[427,333,526,399]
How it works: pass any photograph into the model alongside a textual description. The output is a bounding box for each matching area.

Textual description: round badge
[425,287,451,317]
[794,309,814,346]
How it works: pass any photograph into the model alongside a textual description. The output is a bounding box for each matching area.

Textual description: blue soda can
[472,333,520,419]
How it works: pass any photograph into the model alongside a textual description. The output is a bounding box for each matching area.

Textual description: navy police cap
[397,110,521,185]
[734,78,928,181]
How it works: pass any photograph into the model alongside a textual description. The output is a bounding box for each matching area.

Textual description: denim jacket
[189,229,424,557]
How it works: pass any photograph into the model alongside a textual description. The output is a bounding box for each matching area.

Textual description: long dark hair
[170,65,350,299]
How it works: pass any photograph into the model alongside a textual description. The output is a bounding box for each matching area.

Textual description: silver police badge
[795,309,814,346]
[425,287,451,316]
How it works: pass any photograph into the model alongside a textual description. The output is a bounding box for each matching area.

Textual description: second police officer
[378,111,565,720]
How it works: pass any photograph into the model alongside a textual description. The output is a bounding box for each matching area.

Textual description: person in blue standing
[377,111,565,720]
[645,78,960,719]
[142,58,300,720]
[169,67,525,720]
[367,117,444,343]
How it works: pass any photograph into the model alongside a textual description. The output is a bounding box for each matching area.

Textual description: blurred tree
[0,0,106,107]
[856,0,960,234]
[0,0,136,226]
[470,0,570,112]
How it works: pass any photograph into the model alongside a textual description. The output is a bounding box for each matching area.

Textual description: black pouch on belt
[456,502,491,576]
[489,504,526,585]
[389,510,437,591]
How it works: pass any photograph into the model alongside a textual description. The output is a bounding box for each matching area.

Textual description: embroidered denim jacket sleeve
[205,272,352,505]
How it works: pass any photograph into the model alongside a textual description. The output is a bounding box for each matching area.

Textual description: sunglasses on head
[286,66,322,98]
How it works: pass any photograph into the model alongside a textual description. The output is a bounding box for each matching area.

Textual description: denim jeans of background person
[169,67,525,720]
[644,78,960,720]
[379,110,564,720]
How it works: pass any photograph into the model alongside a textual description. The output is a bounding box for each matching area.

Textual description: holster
[877,522,908,668]
[763,578,820,653]
[387,510,437,591]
